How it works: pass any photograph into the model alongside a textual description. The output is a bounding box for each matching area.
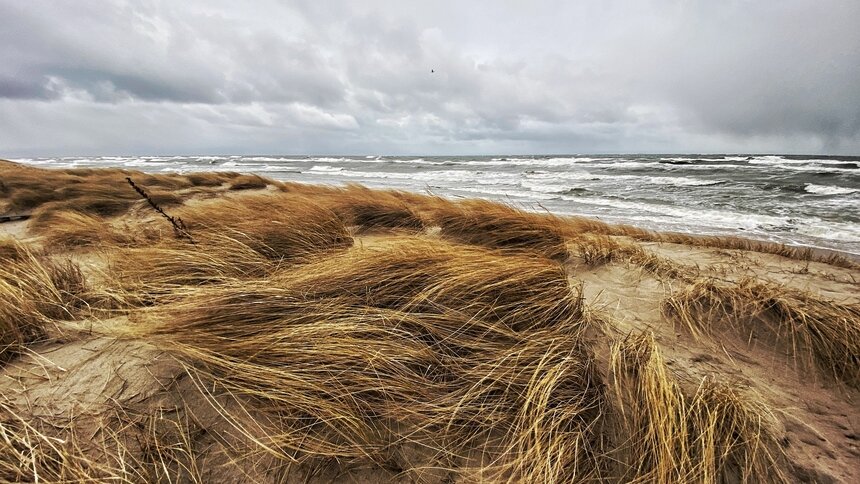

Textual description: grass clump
[433,199,571,260]
[0,164,196,218]
[567,233,624,266]
[176,193,352,262]
[27,210,167,249]
[564,233,693,281]
[136,296,603,482]
[186,171,240,187]
[326,185,425,231]
[229,174,269,190]
[114,234,601,481]
[606,332,789,483]
[0,238,27,262]
[2,188,58,214]
[664,278,860,387]
[107,234,275,306]
[102,194,354,305]
[0,249,87,365]
[270,238,583,333]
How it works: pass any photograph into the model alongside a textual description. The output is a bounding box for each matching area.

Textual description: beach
[1,159,858,482]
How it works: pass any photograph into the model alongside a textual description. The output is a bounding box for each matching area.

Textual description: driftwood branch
[126,177,195,244]
[0,214,30,224]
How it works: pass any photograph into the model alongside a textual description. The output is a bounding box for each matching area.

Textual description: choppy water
[13,154,860,255]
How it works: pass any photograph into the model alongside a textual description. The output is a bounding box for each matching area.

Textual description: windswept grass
[606,332,789,483]
[0,164,198,220]
[229,174,269,190]
[0,249,87,365]
[2,161,855,481]
[186,171,241,187]
[432,199,571,260]
[108,234,275,306]
[0,400,213,483]
[325,185,425,231]
[108,236,600,481]
[608,229,858,270]
[664,278,860,387]
[175,193,352,262]
[556,211,857,269]
[0,238,27,262]
[135,299,603,482]
[566,233,624,266]
[565,233,693,280]
[267,239,583,333]
[27,210,166,249]
[100,194,354,305]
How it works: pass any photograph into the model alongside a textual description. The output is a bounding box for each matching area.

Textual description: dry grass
[664,278,860,387]
[107,234,276,306]
[140,238,585,334]
[0,238,28,262]
[552,210,857,270]
[566,233,624,266]
[0,164,201,222]
[104,237,601,481]
[2,161,855,481]
[186,171,240,187]
[606,332,789,483]
[609,229,859,270]
[0,400,213,483]
[324,185,425,231]
[27,210,167,249]
[135,298,603,482]
[229,174,270,190]
[0,402,114,482]
[432,199,570,260]
[565,233,694,280]
[0,248,87,365]
[98,194,354,306]
[175,193,353,262]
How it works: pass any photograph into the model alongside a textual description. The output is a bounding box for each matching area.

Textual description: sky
[1,0,859,157]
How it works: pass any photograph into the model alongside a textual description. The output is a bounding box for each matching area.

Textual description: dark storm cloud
[0,74,54,100]
[0,0,858,156]
[622,2,860,148]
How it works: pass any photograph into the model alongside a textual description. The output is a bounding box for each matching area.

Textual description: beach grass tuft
[432,199,571,260]
[0,247,88,365]
[664,278,860,387]
[606,332,790,483]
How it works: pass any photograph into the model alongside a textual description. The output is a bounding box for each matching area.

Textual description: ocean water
[13,154,860,255]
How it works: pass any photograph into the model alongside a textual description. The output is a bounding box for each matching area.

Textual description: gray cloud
[1,0,858,156]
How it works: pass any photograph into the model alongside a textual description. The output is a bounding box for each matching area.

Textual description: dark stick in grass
[126,177,196,244]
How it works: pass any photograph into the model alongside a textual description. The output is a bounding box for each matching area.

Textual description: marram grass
[2,162,852,482]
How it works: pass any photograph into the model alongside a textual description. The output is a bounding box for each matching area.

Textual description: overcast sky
[1,0,858,156]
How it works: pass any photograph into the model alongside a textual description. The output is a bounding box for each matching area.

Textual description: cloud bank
[1,0,858,156]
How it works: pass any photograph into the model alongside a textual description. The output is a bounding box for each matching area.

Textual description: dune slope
[1,161,858,483]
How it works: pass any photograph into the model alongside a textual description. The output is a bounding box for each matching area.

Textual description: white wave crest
[804,184,858,195]
[308,165,343,172]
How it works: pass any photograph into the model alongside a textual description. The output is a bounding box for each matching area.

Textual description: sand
[1,160,858,482]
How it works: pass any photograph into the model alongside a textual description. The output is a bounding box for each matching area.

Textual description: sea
[12,154,860,256]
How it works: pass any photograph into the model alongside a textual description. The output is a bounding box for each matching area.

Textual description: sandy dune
[1,160,857,482]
